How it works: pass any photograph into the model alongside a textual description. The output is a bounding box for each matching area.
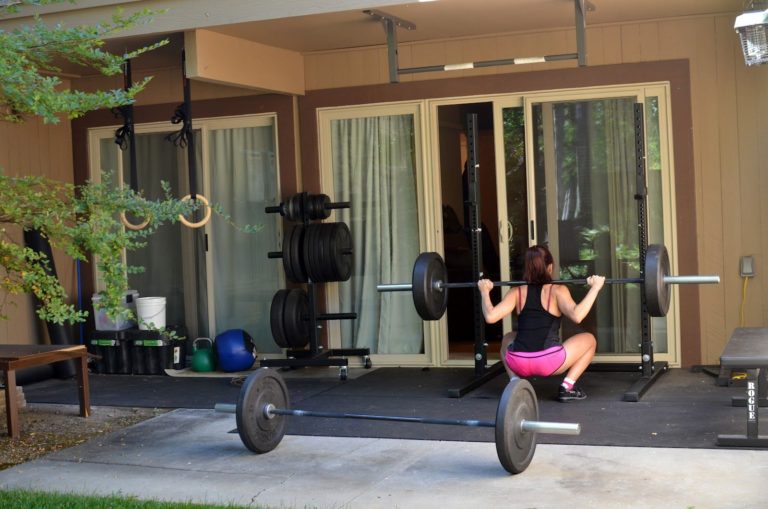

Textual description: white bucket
[136,297,167,330]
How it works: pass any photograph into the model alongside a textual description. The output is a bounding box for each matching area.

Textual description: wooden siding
[0,110,75,346]
[303,15,768,364]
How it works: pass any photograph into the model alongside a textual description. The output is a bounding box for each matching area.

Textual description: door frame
[425,82,679,368]
[86,113,284,344]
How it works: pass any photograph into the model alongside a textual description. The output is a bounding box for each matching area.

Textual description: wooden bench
[0,344,90,439]
[717,328,768,447]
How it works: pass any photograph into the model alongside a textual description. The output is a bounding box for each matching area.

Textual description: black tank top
[513,285,562,352]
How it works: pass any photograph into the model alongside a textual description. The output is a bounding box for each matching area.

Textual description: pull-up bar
[365,0,588,84]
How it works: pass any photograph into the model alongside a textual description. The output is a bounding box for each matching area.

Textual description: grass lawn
[0,489,280,509]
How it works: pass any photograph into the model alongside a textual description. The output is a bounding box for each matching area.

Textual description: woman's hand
[477,279,494,294]
[587,275,606,291]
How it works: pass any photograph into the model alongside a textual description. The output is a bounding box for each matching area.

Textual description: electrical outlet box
[740,255,755,278]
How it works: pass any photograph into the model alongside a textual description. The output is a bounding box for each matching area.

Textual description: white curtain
[208,125,281,353]
[331,115,423,354]
[596,100,641,351]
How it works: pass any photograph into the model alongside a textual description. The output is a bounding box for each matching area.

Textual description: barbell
[377,244,720,320]
[215,368,581,474]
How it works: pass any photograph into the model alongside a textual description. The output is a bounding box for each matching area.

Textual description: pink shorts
[505,346,566,378]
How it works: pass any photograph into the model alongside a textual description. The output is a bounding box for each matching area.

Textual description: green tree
[0,0,195,325]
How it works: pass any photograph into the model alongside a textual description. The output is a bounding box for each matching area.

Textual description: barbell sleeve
[520,420,581,435]
[663,275,720,284]
[215,403,236,413]
[378,283,414,292]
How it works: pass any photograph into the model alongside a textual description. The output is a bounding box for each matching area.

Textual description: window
[88,115,282,353]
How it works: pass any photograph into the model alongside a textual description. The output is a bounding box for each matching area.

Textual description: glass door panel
[495,105,528,338]
[207,123,281,353]
[528,97,646,355]
[328,112,423,354]
[123,132,196,333]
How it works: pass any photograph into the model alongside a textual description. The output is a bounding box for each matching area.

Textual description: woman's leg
[553,332,596,382]
[500,331,517,378]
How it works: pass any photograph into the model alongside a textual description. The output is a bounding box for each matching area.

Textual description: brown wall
[0,112,75,345]
[5,12,765,366]
[301,14,768,365]
[298,60,700,365]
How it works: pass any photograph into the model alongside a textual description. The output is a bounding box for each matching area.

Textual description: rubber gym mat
[21,367,751,449]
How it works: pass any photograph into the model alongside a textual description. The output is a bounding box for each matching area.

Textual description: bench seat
[717,328,768,447]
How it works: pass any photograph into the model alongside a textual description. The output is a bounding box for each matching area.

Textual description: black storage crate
[127,329,187,375]
[89,330,132,374]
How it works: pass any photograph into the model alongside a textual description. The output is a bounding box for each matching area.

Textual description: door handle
[498,219,513,243]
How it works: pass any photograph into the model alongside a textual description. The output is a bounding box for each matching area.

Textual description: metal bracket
[367,0,588,84]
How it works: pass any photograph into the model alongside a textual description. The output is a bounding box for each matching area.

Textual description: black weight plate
[644,244,670,317]
[283,289,310,349]
[291,224,307,283]
[308,194,321,221]
[311,223,325,282]
[331,222,353,281]
[317,194,331,220]
[270,290,290,348]
[282,226,297,283]
[302,223,316,282]
[496,378,538,474]
[301,224,312,281]
[412,252,449,321]
[236,368,289,454]
[284,195,296,222]
[288,194,303,222]
[321,223,338,281]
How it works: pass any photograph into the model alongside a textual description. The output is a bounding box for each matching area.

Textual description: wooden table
[0,344,90,439]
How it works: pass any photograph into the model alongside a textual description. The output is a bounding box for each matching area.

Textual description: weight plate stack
[281,225,307,283]
[282,289,311,348]
[270,289,290,348]
[301,222,354,283]
[310,194,331,220]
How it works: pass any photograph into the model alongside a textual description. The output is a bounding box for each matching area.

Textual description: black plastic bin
[89,330,132,374]
[127,328,187,375]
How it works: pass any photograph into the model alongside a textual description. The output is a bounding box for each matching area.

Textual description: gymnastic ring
[179,193,212,229]
[120,211,151,231]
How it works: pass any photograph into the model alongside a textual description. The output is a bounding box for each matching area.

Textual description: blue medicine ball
[215,329,256,372]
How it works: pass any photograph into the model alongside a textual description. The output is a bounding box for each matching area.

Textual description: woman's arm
[555,276,605,324]
[477,279,518,324]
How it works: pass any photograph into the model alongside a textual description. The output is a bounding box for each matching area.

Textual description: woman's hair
[523,245,554,284]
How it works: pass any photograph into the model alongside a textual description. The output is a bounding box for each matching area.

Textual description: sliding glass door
[318,103,427,361]
[205,117,282,353]
[494,86,677,363]
[88,115,281,353]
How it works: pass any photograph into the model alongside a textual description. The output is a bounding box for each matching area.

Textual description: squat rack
[447,104,668,401]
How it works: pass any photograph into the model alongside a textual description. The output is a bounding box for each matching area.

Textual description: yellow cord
[739,276,749,327]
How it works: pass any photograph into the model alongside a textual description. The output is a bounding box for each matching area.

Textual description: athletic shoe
[558,385,587,402]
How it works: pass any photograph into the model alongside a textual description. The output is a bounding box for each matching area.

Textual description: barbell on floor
[377,244,720,320]
[215,368,581,474]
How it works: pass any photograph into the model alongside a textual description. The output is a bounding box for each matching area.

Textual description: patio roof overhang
[0,0,746,92]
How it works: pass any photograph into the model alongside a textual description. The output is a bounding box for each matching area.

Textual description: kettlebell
[191,337,215,372]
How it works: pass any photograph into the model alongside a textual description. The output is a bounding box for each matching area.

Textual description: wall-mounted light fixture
[735,3,768,66]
